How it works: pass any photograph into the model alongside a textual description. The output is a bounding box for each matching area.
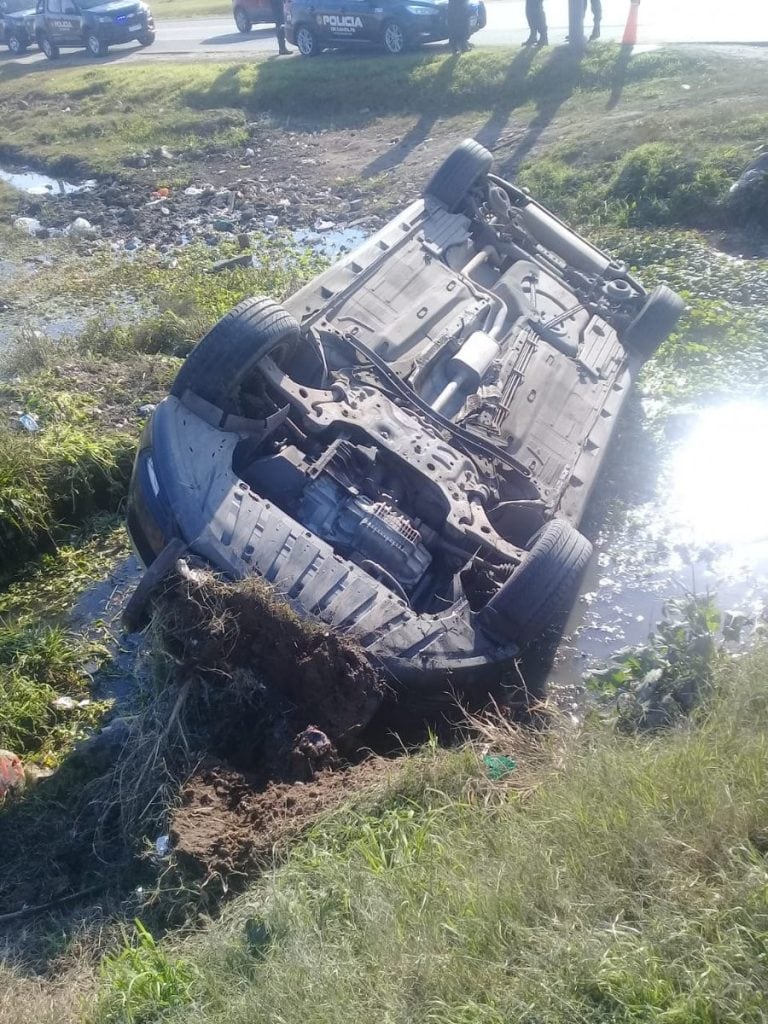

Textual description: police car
[1,2,37,52]
[285,0,486,55]
[34,0,155,58]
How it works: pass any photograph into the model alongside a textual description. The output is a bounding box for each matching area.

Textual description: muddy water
[547,399,768,695]
[0,168,96,196]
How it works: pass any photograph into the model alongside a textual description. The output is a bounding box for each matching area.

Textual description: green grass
[0,46,719,175]
[0,621,110,764]
[85,645,768,1024]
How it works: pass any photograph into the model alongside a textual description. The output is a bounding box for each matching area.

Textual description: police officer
[523,0,547,46]
[448,0,470,53]
[584,0,601,40]
[271,0,290,54]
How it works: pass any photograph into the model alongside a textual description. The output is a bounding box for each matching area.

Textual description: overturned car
[126,140,683,692]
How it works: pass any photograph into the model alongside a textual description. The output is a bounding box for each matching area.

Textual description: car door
[335,0,374,41]
[314,0,366,43]
[44,0,80,41]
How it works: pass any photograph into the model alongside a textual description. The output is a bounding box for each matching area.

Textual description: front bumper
[94,13,153,41]
[127,396,521,689]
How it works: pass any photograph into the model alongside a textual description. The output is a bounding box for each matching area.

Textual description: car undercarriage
[127,139,683,690]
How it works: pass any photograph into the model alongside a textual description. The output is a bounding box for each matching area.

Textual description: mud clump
[154,562,386,759]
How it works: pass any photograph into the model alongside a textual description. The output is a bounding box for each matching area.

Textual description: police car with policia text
[285,0,486,56]
[34,0,155,58]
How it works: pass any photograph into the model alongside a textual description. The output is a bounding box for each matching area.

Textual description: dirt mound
[170,757,389,888]
[154,563,385,759]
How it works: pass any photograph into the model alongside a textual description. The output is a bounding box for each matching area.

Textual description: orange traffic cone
[622,0,640,45]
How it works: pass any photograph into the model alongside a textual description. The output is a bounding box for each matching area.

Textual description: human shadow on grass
[495,43,584,177]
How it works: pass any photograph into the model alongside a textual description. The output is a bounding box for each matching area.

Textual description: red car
[232,0,273,32]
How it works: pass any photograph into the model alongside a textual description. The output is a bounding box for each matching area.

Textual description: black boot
[277,24,289,53]
[536,31,548,46]
[522,33,536,45]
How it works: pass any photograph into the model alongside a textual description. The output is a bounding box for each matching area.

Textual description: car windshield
[76,0,132,7]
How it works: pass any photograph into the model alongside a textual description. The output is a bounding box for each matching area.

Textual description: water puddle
[293,226,368,259]
[0,167,96,196]
[549,399,768,692]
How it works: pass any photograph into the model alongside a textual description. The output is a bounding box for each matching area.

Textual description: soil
[170,755,391,889]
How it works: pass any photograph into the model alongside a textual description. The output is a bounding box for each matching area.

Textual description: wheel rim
[87,34,100,53]
[384,22,404,52]
[296,26,314,53]
[9,36,20,52]
[41,36,52,55]
[235,8,249,30]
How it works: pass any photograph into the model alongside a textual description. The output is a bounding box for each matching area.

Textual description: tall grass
[92,647,768,1024]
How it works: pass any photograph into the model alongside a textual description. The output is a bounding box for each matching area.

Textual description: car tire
[86,32,108,56]
[170,296,301,414]
[7,33,28,53]
[234,6,251,33]
[294,23,320,55]
[382,18,407,54]
[425,138,493,212]
[478,519,592,646]
[138,29,155,45]
[623,284,685,359]
[38,33,60,58]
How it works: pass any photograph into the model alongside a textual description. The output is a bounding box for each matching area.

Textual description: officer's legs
[524,0,545,44]
[589,0,601,38]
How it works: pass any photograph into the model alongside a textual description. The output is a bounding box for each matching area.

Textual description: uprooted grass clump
[151,564,385,754]
[85,642,768,1024]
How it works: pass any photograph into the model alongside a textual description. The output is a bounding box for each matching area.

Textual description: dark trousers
[271,0,287,50]
[582,0,601,21]
[448,0,469,51]
[525,0,546,38]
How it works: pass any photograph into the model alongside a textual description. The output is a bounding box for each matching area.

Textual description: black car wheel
[425,138,494,212]
[295,23,320,55]
[478,519,592,646]
[234,6,251,32]
[623,284,685,359]
[86,32,108,56]
[138,29,155,45]
[38,33,60,58]
[382,18,407,54]
[7,33,28,54]
[170,296,301,416]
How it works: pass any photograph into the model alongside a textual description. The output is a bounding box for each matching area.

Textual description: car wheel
[86,32,107,56]
[7,33,28,54]
[170,297,301,415]
[623,285,685,359]
[478,519,592,646]
[382,19,407,54]
[234,6,251,33]
[38,33,60,59]
[425,137,493,212]
[295,23,320,55]
[138,29,155,45]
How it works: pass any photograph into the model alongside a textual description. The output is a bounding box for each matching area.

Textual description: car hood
[84,1,143,15]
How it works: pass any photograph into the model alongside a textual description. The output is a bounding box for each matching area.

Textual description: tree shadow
[607,42,634,110]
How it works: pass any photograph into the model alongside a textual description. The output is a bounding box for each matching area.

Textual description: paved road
[3,0,767,66]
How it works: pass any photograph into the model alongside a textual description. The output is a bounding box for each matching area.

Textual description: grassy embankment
[0,44,767,1024]
[48,644,768,1024]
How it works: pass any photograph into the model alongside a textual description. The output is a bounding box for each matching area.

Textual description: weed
[95,921,197,1024]
[0,622,109,762]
